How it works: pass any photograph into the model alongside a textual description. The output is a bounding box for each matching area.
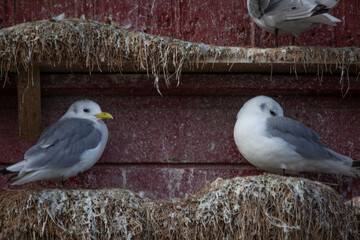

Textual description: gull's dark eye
[260,103,266,111]
[270,110,276,116]
[83,108,90,113]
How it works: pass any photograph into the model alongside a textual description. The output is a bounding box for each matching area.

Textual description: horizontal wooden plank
[0,163,259,198]
[1,164,359,200]
[34,46,360,74]
[39,73,360,96]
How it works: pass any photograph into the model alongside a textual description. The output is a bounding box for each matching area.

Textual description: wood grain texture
[17,66,42,140]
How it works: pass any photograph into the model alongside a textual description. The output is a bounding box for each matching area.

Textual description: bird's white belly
[241,137,303,173]
[234,118,303,174]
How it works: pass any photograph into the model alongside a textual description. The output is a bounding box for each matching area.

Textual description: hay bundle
[0,18,205,92]
[0,189,157,239]
[349,197,360,224]
[0,175,358,239]
[160,175,358,239]
[1,19,360,91]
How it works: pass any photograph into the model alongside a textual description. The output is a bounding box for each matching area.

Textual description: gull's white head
[63,99,113,121]
[237,95,284,119]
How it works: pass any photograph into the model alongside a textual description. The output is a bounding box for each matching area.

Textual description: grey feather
[247,0,341,42]
[264,0,282,13]
[24,118,102,169]
[248,0,270,18]
[264,0,316,21]
[266,116,345,161]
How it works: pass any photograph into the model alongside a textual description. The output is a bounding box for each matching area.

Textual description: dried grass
[349,196,360,226]
[0,174,358,239]
[0,188,156,239]
[0,18,204,93]
[1,19,360,93]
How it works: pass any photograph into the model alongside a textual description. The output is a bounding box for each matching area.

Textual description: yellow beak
[96,112,113,119]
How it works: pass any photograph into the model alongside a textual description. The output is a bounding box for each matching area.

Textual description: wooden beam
[17,66,41,141]
[34,47,360,75]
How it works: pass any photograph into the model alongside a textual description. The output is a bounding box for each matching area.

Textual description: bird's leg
[78,172,85,188]
[282,169,286,176]
[62,180,66,189]
[274,29,279,47]
[290,36,295,46]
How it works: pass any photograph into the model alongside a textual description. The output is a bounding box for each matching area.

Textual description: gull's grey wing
[264,0,283,13]
[264,0,321,21]
[266,116,343,160]
[248,0,272,18]
[24,118,102,170]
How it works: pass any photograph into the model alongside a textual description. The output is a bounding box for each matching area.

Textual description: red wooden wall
[1,1,360,200]
[1,0,360,47]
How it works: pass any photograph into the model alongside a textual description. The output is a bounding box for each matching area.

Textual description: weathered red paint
[0,1,360,47]
[1,163,359,200]
[39,73,360,96]
[0,163,263,199]
[1,73,360,199]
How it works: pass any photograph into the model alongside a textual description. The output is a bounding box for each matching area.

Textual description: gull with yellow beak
[0,99,113,188]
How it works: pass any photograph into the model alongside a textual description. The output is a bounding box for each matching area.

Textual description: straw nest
[349,196,360,224]
[1,18,360,92]
[0,174,358,239]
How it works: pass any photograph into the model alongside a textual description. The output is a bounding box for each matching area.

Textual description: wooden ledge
[34,46,360,74]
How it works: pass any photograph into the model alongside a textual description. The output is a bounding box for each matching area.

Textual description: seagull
[247,0,341,47]
[234,95,359,177]
[0,99,113,188]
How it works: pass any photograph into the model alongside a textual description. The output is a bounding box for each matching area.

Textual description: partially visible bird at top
[0,99,113,188]
[246,0,341,47]
[234,95,359,177]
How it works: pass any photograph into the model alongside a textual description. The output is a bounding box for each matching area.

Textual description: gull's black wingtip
[0,168,13,176]
[312,5,330,16]
[0,168,19,184]
[352,159,360,168]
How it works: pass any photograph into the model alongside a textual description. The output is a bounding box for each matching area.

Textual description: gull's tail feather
[305,13,340,26]
[350,159,360,177]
